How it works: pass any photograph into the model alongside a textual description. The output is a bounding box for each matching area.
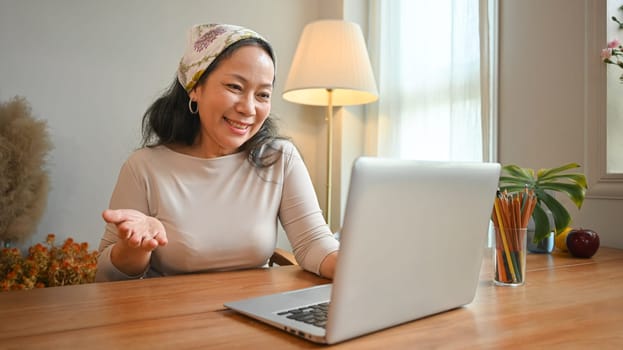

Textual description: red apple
[566,228,600,258]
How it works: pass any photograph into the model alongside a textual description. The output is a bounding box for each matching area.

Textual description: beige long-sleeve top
[96,140,339,281]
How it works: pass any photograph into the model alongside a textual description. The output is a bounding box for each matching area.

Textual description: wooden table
[1,248,622,349]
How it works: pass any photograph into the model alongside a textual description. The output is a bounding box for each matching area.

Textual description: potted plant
[498,163,588,245]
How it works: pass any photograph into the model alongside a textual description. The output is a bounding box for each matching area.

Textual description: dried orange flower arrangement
[0,234,98,291]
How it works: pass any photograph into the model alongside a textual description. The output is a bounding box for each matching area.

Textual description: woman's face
[189,45,274,158]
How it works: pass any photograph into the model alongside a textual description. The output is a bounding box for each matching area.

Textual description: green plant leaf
[536,163,580,179]
[537,173,588,189]
[499,175,531,184]
[531,203,551,243]
[538,191,572,235]
[502,165,535,182]
[535,182,586,209]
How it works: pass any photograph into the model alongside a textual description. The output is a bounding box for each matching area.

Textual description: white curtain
[367,0,497,162]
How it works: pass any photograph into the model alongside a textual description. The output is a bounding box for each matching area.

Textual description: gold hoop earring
[188,99,198,114]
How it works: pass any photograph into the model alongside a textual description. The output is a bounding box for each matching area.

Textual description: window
[367,0,497,162]
[606,0,623,173]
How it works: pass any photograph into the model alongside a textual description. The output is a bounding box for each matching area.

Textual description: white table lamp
[282,20,378,229]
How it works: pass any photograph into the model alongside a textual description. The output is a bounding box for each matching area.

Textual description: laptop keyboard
[276,302,330,328]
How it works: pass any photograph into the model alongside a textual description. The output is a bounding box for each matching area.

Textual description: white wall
[0,0,332,250]
[499,0,623,248]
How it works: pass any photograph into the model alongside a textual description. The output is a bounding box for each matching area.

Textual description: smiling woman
[185,45,275,158]
[96,24,340,283]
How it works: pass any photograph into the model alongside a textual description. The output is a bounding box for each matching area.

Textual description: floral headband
[177,24,266,93]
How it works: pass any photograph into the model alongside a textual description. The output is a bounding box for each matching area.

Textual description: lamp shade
[282,20,378,106]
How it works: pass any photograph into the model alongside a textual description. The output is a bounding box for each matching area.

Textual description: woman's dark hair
[141,37,286,168]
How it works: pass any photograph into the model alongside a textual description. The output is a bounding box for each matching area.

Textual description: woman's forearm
[110,242,152,276]
[319,251,338,279]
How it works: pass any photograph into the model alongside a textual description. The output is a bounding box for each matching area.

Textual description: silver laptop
[224,157,500,344]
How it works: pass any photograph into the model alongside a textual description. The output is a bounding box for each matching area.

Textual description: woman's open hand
[102,209,168,252]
